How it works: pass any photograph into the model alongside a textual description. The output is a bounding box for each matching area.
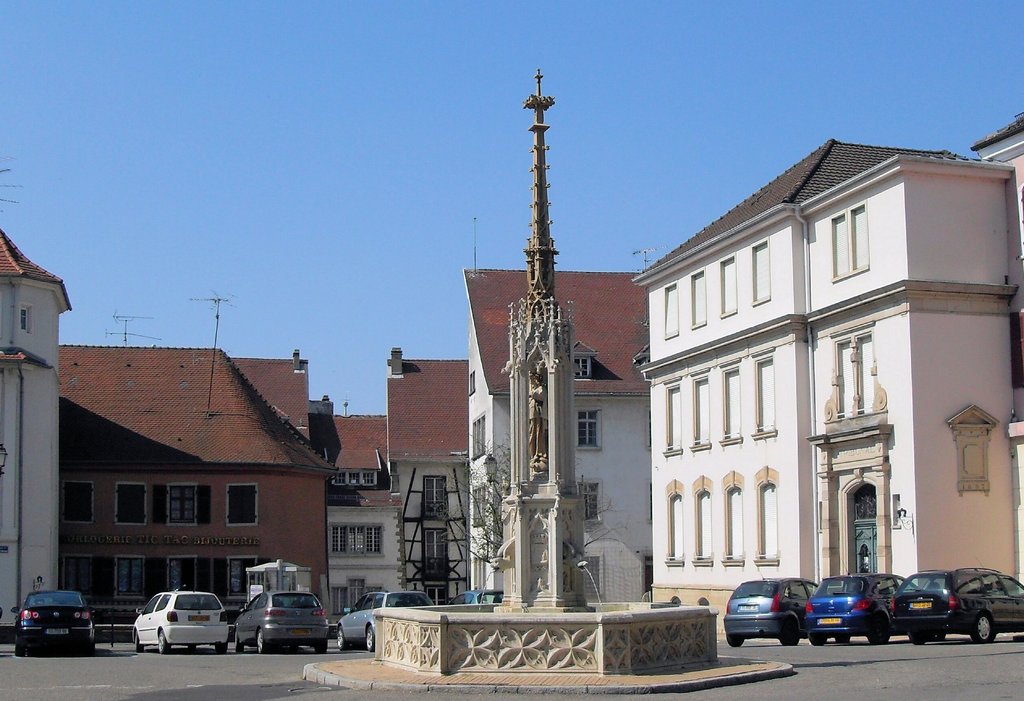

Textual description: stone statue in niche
[528,360,548,474]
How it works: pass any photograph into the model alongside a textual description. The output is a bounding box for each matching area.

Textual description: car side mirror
[238,606,246,613]
[135,608,143,615]
[342,607,351,616]
[10,606,17,614]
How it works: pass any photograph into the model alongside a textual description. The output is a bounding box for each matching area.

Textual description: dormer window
[574,356,592,379]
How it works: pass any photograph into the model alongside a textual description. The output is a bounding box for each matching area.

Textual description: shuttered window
[833,205,869,277]
[833,213,850,276]
[720,258,737,315]
[671,495,684,559]
[667,386,682,449]
[694,378,710,444]
[665,284,679,338]
[697,491,713,558]
[691,271,706,327]
[728,488,743,558]
[761,484,778,559]
[839,340,856,417]
[752,242,770,303]
[852,205,869,270]
[756,359,775,432]
[115,483,146,524]
[724,369,741,438]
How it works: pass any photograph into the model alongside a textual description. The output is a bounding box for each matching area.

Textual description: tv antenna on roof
[0,157,22,211]
[105,312,160,346]
[632,247,658,269]
[191,292,234,415]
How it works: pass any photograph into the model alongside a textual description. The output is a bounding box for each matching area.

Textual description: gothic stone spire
[523,69,557,323]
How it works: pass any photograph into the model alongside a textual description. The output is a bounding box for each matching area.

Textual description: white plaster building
[638,140,1021,608]
[465,269,653,603]
[0,229,70,610]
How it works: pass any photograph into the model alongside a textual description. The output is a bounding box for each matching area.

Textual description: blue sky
[2,1,1019,414]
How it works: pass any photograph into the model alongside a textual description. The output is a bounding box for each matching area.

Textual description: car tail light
[805,601,813,613]
[265,608,287,617]
[853,598,872,611]
[74,610,92,620]
[948,595,960,611]
[21,610,39,621]
[889,598,896,612]
[312,608,325,617]
[770,593,782,613]
[167,610,179,622]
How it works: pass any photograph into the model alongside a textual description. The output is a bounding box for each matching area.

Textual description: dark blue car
[805,573,903,645]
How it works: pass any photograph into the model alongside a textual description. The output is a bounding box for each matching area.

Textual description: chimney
[389,347,404,377]
[309,394,334,416]
[292,349,307,373]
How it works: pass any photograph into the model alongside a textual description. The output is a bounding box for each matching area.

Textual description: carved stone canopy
[947,404,998,495]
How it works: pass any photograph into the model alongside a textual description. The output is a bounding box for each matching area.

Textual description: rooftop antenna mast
[0,157,22,210]
[632,247,657,269]
[191,293,233,415]
[473,217,478,273]
[106,312,160,346]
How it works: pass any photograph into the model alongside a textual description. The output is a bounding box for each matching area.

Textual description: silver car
[336,590,432,652]
[234,591,329,654]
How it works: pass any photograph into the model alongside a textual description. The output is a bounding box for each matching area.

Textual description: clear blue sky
[2,1,1019,414]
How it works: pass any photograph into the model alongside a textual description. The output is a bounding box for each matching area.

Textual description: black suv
[723,578,817,647]
[891,568,1024,644]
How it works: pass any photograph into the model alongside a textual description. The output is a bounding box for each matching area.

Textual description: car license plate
[45,628,69,635]
[819,618,842,625]
[291,628,310,635]
[739,604,758,612]
[188,614,210,622]
[910,601,932,610]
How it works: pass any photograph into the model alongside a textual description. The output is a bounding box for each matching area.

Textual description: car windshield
[732,581,778,599]
[385,592,432,608]
[815,577,865,596]
[175,594,222,611]
[481,592,503,604]
[271,593,320,609]
[901,575,948,595]
[25,591,85,608]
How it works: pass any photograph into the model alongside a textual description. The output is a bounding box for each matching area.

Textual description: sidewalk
[303,657,794,694]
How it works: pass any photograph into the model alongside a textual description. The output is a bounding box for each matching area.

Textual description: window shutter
[859,336,875,412]
[754,243,770,301]
[840,342,855,416]
[213,559,228,598]
[853,206,869,270]
[697,380,710,443]
[152,485,167,524]
[196,558,212,592]
[196,485,211,524]
[762,485,778,559]
[722,259,736,313]
[665,285,679,337]
[833,214,850,275]
[143,557,166,598]
[692,273,706,326]
[672,496,684,558]
[758,361,775,431]
[699,492,712,557]
[726,371,740,437]
[729,489,743,557]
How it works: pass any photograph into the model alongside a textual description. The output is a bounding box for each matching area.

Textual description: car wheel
[187,644,197,653]
[808,633,827,646]
[257,628,272,655]
[970,612,996,644]
[82,642,96,656]
[235,636,245,653]
[834,634,851,644]
[337,626,349,651]
[909,631,930,645]
[133,629,145,653]
[314,640,328,654]
[215,642,227,655]
[158,630,171,655]
[866,616,891,645]
[365,625,376,652]
[14,641,26,657]
[725,634,744,648]
[779,619,800,646]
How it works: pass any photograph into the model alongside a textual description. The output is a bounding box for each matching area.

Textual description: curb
[302,660,795,694]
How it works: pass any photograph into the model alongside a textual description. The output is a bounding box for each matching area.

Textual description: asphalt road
[2,634,1024,700]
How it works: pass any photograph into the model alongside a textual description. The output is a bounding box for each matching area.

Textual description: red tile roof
[0,227,71,309]
[59,345,333,471]
[387,358,469,461]
[234,356,310,437]
[335,415,386,470]
[465,269,649,396]
[648,140,964,273]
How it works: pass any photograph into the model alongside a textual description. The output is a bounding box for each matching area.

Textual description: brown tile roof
[465,269,649,396]
[0,227,71,309]
[234,356,310,437]
[59,345,333,471]
[335,415,387,470]
[648,140,963,272]
[387,358,468,461]
[972,112,1024,152]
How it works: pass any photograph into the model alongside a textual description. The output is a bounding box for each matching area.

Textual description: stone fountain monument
[373,72,718,676]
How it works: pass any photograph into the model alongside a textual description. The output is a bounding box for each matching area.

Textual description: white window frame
[669,493,684,561]
[726,487,744,560]
[664,283,679,338]
[755,357,776,434]
[752,241,771,304]
[691,271,706,328]
[472,415,487,458]
[666,385,682,451]
[574,354,593,379]
[19,305,32,333]
[167,483,198,525]
[832,203,869,279]
[696,490,713,560]
[836,332,875,418]
[577,409,600,448]
[693,377,710,447]
[759,482,779,561]
[723,367,741,440]
[330,524,384,555]
[720,257,737,317]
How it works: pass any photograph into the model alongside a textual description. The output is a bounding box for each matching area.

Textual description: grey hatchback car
[336,590,433,652]
[234,591,329,654]
[723,578,818,647]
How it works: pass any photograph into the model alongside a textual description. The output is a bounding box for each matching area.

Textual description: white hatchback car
[133,591,229,654]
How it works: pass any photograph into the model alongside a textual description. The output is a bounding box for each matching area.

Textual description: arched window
[670,495,684,560]
[696,490,713,559]
[727,487,743,558]
[759,483,778,559]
